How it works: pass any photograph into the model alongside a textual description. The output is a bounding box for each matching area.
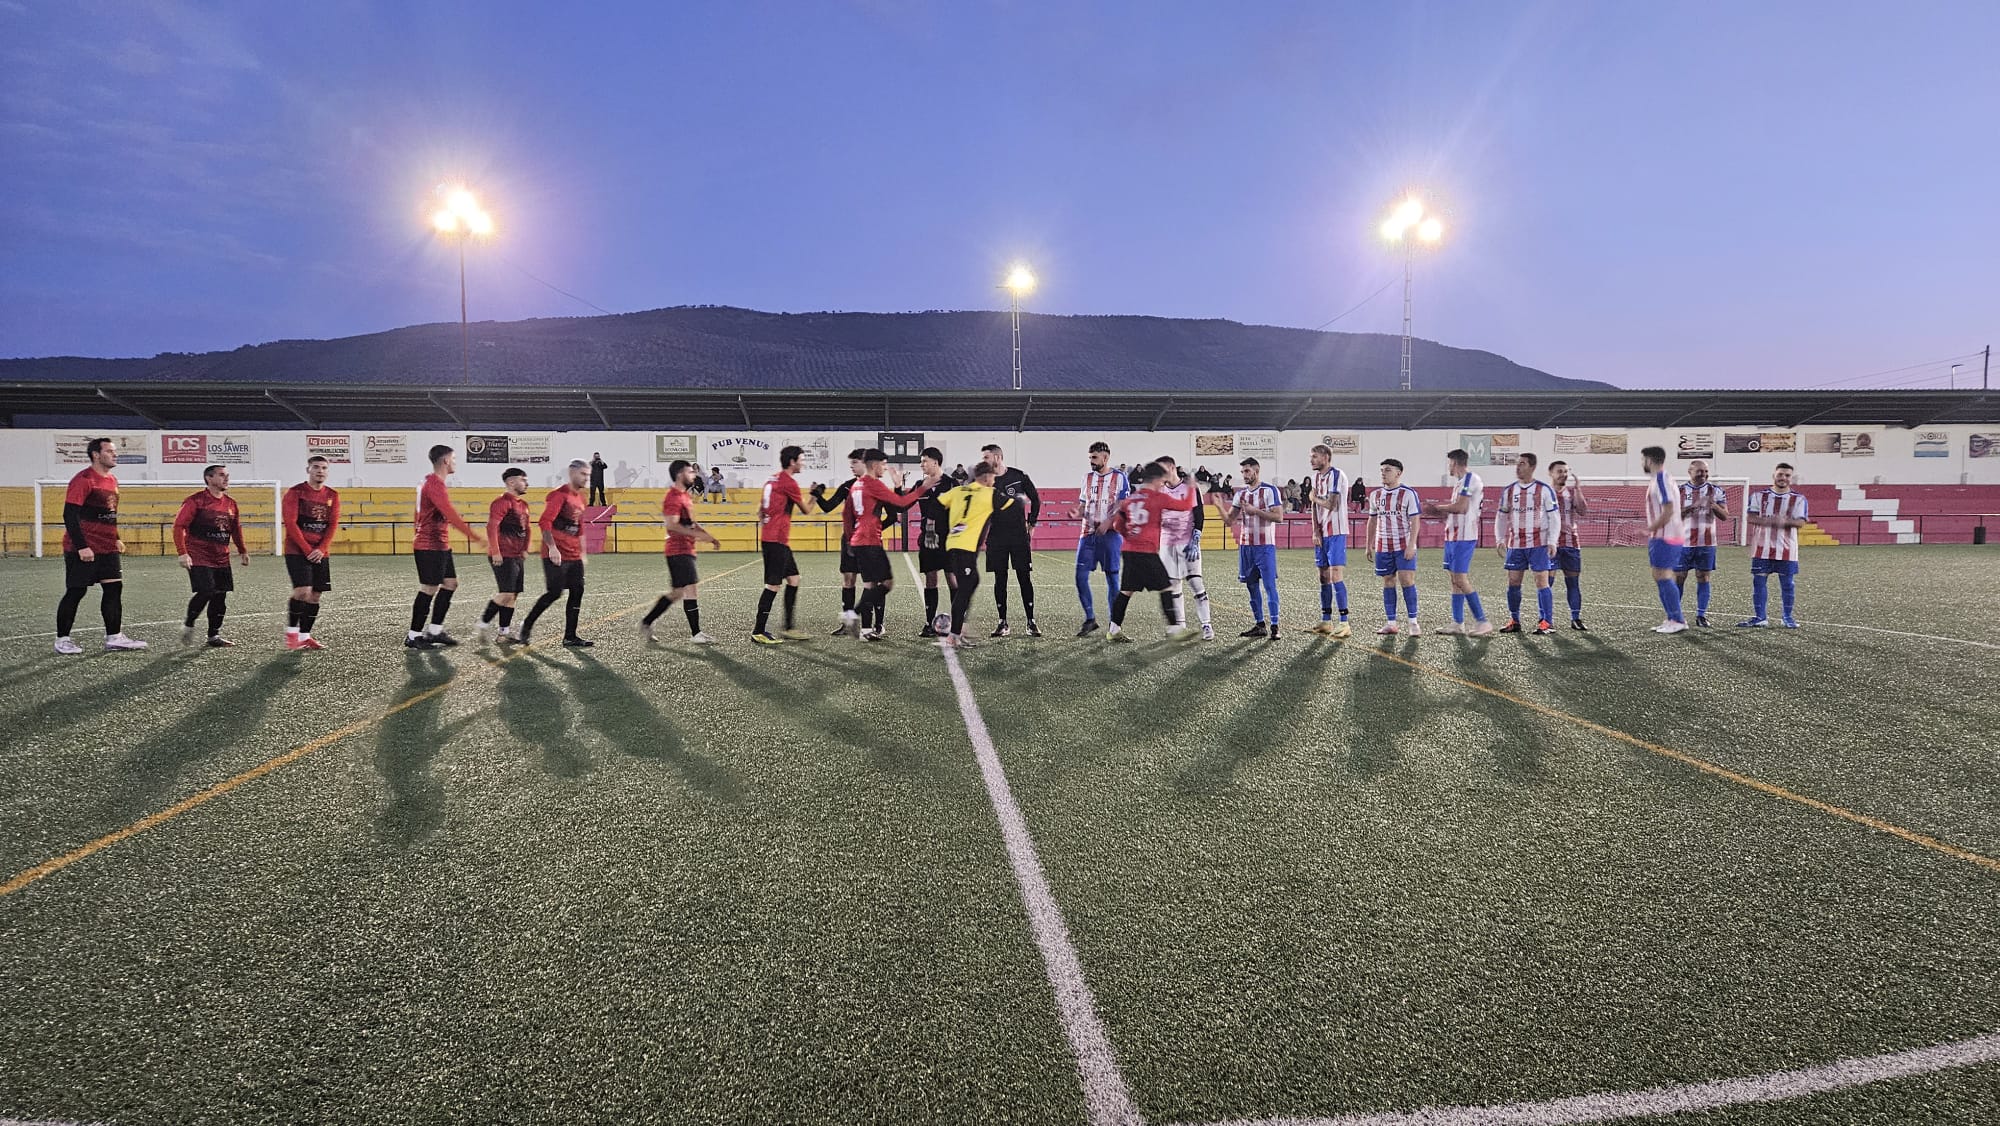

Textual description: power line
[500,255,615,316]
[1807,351,1985,389]
[1312,278,1399,331]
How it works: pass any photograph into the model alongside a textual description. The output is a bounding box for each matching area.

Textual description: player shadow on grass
[1174,646,1339,795]
[700,646,937,774]
[1341,638,1425,782]
[3,652,190,736]
[500,654,590,779]
[541,652,743,802]
[107,655,302,823]
[374,650,479,846]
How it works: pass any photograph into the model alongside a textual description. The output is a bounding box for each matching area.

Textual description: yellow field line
[0,557,758,899]
[1341,639,2000,876]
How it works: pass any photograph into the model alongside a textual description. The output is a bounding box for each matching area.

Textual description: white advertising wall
[3,424,1996,490]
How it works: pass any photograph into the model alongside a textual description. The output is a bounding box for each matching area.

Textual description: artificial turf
[0,546,1995,1125]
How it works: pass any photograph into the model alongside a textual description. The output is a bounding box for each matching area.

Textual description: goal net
[1575,476,1749,547]
[32,480,284,559]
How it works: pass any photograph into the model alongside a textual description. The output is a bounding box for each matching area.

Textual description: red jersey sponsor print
[1679,481,1729,548]
[761,471,803,544]
[283,482,340,555]
[1647,470,1686,545]
[1747,489,1810,561]
[1111,487,1196,554]
[1368,485,1421,553]
[62,467,120,554]
[1310,467,1348,538]
[540,485,585,560]
[1230,483,1284,547]
[1496,480,1560,549]
[1555,484,1582,549]
[173,491,244,568]
[845,476,923,548]
[488,494,531,559]
[414,474,475,551]
[663,487,700,556]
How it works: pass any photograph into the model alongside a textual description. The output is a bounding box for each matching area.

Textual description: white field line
[1176,1031,2000,1126]
[905,555,1143,1126]
[0,589,668,646]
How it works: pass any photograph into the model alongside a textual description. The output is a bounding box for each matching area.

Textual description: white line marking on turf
[1594,601,2000,651]
[905,556,1143,1126]
[1175,1031,2000,1126]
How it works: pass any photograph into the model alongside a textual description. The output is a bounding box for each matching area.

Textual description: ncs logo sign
[162,434,209,463]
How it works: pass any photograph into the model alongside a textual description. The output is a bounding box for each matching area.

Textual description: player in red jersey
[845,449,926,641]
[174,463,250,647]
[55,437,146,653]
[1101,461,1197,641]
[282,454,340,650]
[641,459,723,644]
[809,449,875,634]
[408,444,485,649]
[477,468,532,644]
[517,459,594,647]
[752,444,809,644]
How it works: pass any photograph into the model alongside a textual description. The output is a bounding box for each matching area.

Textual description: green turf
[0,546,1996,1124]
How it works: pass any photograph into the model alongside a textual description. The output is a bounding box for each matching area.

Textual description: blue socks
[1697,580,1711,616]
[1402,584,1418,619]
[1076,567,1096,620]
[1466,592,1484,623]
[1334,580,1349,619]
[1451,593,1466,624]
[1321,581,1334,620]
[1382,587,1399,621]
[1657,578,1684,622]
[1780,574,1796,619]
[1565,575,1582,617]
[1506,585,1522,621]
[1537,585,1554,624]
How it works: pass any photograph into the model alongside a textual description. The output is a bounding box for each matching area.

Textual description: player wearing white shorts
[1154,455,1214,640]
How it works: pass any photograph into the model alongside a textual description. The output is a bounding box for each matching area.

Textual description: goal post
[31,479,285,559]
[1576,476,1749,547]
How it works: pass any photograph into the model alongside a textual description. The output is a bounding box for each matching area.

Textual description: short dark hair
[971,461,996,477]
[307,455,329,466]
[980,443,1003,455]
[779,445,803,468]
[921,446,944,464]
[1517,452,1538,469]
[847,448,868,461]
[428,444,453,466]
[1548,459,1567,471]
[502,467,527,481]
[203,464,226,479]
[88,437,114,456]
[1240,457,1259,468]
[863,448,887,464]
[668,459,693,479]
[1156,454,1177,466]
[1641,445,1667,465]
[1088,441,1111,454]
[1311,443,1333,457]
[1447,449,1469,467]
[1775,461,1795,471]
[1380,458,1405,472]
[1132,461,1167,483]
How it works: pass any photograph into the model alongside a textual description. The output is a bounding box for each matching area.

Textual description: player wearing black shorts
[811,449,872,634]
[641,460,724,645]
[478,468,532,643]
[54,438,145,653]
[910,446,956,638]
[408,444,485,648]
[173,464,250,648]
[517,459,594,647]
[979,443,1041,637]
[752,445,809,644]
[282,455,340,650]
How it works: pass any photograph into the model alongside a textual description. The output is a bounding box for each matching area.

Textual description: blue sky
[3,0,1995,389]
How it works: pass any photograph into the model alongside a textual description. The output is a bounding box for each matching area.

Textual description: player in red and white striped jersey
[1071,440,1130,635]
[1739,462,1810,628]
[1306,444,1351,638]
[1641,446,1689,633]
[1425,449,1491,634]
[1491,453,1559,635]
[1548,461,1589,630]
[1365,459,1423,635]
[1673,459,1731,626]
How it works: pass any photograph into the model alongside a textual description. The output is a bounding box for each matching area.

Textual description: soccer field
[1,546,1996,1125]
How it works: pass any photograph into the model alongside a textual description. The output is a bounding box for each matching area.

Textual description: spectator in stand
[1349,476,1369,509]
[689,467,707,501]
[709,466,728,502]
[1195,466,1212,485]
[1284,478,1303,513]
[1222,475,1235,492]
[952,463,970,484]
[589,452,608,506]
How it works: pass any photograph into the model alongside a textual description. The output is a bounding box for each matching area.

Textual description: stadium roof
[2,381,1995,432]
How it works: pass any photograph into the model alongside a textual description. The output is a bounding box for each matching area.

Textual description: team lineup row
[43,436,1813,653]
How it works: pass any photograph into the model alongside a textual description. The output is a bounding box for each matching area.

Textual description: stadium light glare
[1380,218,1405,241]
[1394,198,1424,227]
[1417,217,1443,243]
[1381,193,1446,391]
[432,209,459,234]
[430,182,494,385]
[1005,264,1037,296]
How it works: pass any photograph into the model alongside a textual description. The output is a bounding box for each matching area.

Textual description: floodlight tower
[1379,197,1443,391]
[1002,264,1036,392]
[431,185,494,385]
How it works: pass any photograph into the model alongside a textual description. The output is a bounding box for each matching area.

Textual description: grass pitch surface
[1,546,1995,1124]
